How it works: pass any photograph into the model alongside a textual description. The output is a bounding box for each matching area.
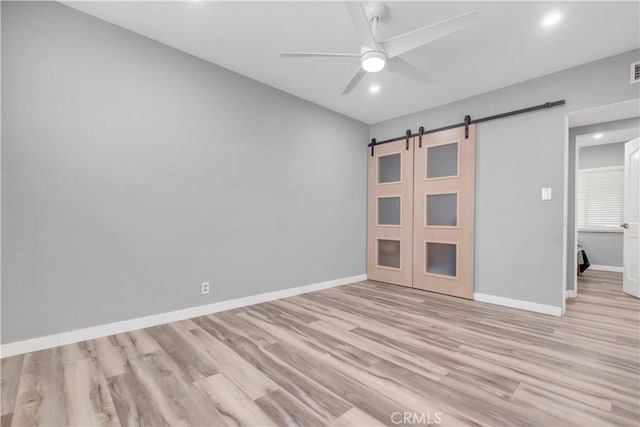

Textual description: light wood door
[623,137,639,298]
[412,126,475,298]
[367,140,413,287]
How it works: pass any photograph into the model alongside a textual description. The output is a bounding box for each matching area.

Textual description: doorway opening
[565,99,640,307]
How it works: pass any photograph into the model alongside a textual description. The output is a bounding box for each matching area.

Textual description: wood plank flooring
[1,271,638,426]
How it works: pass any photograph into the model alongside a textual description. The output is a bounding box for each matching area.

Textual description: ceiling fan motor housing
[364,2,388,21]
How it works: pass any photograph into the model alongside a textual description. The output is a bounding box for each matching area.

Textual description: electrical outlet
[201,282,210,295]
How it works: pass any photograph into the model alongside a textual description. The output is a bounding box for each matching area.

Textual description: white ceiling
[64,1,640,124]
[577,128,640,147]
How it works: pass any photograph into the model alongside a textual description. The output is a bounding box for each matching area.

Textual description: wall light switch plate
[541,187,552,201]
[201,282,210,295]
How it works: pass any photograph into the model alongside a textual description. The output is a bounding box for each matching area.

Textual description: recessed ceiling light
[369,85,381,94]
[541,11,562,27]
[593,133,603,139]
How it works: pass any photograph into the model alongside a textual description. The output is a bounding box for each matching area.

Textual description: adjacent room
[570,113,640,299]
[1,1,639,426]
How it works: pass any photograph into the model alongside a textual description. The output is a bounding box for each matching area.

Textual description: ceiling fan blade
[344,1,379,51]
[342,66,367,95]
[386,58,435,85]
[280,52,360,58]
[382,12,477,58]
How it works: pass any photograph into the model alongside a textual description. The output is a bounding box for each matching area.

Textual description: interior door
[623,137,639,298]
[367,140,414,287]
[412,126,475,298]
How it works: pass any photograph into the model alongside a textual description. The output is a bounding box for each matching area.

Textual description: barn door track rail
[369,100,566,156]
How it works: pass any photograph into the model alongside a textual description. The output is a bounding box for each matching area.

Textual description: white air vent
[632,61,640,84]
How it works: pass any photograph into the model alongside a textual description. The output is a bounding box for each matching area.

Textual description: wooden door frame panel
[367,141,414,287]
[412,126,475,299]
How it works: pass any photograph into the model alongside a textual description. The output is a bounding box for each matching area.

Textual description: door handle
[620,223,629,229]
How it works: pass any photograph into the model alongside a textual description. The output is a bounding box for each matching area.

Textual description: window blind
[577,166,624,231]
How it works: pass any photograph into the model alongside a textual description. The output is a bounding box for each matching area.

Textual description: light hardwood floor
[1,271,638,426]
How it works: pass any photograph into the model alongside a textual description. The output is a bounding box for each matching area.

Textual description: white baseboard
[565,289,577,298]
[0,274,367,358]
[588,265,623,273]
[474,293,562,316]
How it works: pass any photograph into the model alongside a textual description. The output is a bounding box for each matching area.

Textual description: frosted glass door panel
[427,143,458,178]
[426,193,457,226]
[378,239,401,269]
[378,197,401,225]
[378,153,401,183]
[426,242,457,277]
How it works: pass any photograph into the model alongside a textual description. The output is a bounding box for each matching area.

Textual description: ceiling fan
[280,1,478,95]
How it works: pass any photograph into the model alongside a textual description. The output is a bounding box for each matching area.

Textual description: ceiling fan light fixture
[361,51,387,73]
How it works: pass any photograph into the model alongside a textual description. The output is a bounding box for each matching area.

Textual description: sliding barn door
[412,126,475,298]
[367,140,414,287]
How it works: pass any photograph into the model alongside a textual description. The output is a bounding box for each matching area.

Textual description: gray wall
[578,232,623,268]
[577,142,625,268]
[1,2,368,343]
[371,49,640,308]
[579,142,625,169]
